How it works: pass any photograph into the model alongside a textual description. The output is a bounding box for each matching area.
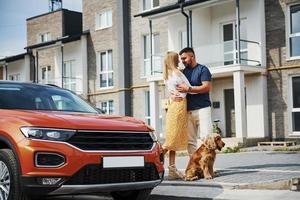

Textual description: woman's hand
[176,83,189,93]
[170,91,183,102]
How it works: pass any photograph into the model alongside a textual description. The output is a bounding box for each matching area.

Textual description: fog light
[35,152,65,167]
[42,178,61,185]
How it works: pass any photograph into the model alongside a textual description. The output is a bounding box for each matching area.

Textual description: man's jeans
[187,106,212,156]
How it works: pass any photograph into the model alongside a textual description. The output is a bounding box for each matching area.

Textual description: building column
[81,35,88,98]
[117,0,131,116]
[233,70,247,138]
[148,77,160,136]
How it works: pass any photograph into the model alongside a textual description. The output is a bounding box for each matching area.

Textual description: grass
[222,146,240,153]
[273,147,300,152]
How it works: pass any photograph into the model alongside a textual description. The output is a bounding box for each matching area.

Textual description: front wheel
[111,188,152,200]
[0,149,32,200]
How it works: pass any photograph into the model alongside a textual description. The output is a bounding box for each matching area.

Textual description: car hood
[2,110,150,132]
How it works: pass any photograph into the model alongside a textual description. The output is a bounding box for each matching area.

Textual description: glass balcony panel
[194,39,260,68]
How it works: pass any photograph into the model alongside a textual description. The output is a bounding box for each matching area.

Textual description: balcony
[194,39,264,78]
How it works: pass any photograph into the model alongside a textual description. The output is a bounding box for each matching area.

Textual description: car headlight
[149,132,158,142]
[20,127,76,142]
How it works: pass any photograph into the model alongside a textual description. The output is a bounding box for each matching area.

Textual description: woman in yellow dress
[162,51,191,180]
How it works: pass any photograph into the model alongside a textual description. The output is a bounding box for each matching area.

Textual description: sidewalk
[162,148,300,191]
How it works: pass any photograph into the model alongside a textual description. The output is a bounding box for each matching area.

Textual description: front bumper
[18,139,164,196]
[22,169,164,196]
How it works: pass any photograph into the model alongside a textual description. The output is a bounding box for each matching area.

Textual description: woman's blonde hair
[163,51,179,80]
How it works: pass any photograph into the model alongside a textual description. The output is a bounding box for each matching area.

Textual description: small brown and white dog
[185,133,225,181]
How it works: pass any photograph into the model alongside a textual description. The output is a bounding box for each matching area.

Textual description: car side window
[51,95,75,111]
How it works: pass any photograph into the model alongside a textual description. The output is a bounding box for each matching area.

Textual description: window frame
[63,60,77,92]
[95,9,113,30]
[8,74,20,81]
[38,32,51,43]
[221,19,248,66]
[288,74,300,136]
[141,33,161,78]
[98,50,114,89]
[286,3,300,60]
[98,100,114,115]
[141,0,159,12]
[40,65,52,84]
[144,90,163,138]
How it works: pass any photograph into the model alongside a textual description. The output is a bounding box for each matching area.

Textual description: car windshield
[0,83,98,113]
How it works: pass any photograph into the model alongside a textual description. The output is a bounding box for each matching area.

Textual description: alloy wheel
[0,161,10,200]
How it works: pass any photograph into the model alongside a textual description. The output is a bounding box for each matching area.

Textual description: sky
[0,0,82,58]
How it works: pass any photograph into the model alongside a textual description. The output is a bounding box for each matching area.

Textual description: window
[99,100,114,115]
[99,50,113,88]
[291,76,300,134]
[145,91,151,125]
[222,20,247,65]
[63,60,76,92]
[288,4,300,58]
[143,33,161,76]
[41,66,52,84]
[8,74,20,81]
[96,10,112,30]
[142,0,159,11]
[38,32,51,43]
[144,91,163,138]
[179,30,187,49]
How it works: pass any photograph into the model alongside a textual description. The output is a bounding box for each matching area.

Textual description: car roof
[0,81,59,89]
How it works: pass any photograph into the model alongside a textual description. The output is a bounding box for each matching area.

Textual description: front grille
[64,163,159,185]
[67,131,154,151]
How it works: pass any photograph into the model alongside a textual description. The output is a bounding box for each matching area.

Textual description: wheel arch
[0,135,22,172]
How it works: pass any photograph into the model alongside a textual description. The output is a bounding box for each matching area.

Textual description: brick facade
[27,10,63,46]
[265,0,300,138]
[130,0,169,120]
[83,0,123,113]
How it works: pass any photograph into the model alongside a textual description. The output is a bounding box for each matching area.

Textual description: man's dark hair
[179,47,195,55]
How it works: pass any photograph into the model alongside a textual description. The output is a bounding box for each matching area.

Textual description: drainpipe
[189,10,193,48]
[149,20,153,75]
[35,51,39,83]
[180,3,190,47]
[5,63,8,80]
[61,44,64,88]
[236,0,241,64]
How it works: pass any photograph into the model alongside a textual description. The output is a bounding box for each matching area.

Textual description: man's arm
[177,81,211,94]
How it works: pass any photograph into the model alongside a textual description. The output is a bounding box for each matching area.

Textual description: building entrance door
[224,89,236,137]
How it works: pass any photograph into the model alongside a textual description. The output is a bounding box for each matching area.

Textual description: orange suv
[0,81,164,200]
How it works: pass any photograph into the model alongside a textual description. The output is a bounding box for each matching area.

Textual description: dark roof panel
[134,0,211,18]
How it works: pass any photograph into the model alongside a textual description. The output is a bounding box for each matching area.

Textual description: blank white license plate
[102,156,144,168]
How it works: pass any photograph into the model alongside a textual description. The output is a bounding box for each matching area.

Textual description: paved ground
[46,150,300,199]
[163,151,300,189]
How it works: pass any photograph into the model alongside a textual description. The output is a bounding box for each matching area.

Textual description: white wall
[51,40,84,94]
[7,59,29,81]
[211,74,267,138]
[167,0,264,66]
[63,40,84,94]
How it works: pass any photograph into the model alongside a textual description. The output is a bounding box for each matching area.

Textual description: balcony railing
[194,39,261,68]
[143,55,163,77]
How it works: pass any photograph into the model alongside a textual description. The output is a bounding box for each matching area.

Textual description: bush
[222,146,240,153]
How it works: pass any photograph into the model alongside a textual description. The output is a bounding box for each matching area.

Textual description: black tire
[0,149,31,200]
[111,188,152,200]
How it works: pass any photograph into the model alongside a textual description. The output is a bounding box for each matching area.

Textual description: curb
[161,178,297,191]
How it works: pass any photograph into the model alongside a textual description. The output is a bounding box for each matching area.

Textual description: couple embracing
[162,47,212,180]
